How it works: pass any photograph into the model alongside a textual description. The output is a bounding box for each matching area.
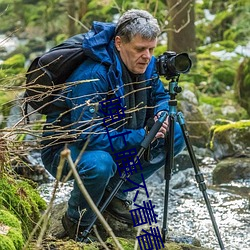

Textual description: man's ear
[115,36,122,51]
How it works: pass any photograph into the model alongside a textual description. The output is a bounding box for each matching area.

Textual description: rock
[46,201,138,241]
[181,89,199,105]
[209,120,250,160]
[213,157,250,184]
[221,105,237,116]
[46,201,68,237]
[210,120,250,184]
[170,168,193,189]
[179,100,211,148]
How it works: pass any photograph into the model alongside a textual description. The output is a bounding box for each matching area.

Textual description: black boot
[101,191,134,225]
[61,213,97,242]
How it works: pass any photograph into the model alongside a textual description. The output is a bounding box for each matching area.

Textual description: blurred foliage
[235,57,250,116]
[196,0,250,45]
[0,0,250,120]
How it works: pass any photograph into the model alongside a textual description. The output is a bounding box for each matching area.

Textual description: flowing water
[146,157,250,250]
[38,156,250,250]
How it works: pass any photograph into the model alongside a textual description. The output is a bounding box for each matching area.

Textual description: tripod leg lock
[195,173,207,192]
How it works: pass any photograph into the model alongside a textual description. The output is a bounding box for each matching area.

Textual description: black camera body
[156,51,192,79]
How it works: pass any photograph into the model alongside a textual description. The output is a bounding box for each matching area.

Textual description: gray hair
[115,9,160,43]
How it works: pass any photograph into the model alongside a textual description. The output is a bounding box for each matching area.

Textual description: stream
[38,155,250,250]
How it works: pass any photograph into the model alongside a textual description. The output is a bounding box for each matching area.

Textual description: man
[41,9,185,241]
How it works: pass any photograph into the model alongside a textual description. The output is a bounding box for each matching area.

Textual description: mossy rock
[0,209,24,250]
[209,120,250,160]
[0,174,47,239]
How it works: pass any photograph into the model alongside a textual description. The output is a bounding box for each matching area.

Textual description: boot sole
[104,209,134,225]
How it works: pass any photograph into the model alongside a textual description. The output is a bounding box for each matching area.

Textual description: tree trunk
[167,0,196,62]
[67,0,76,36]
[78,0,88,20]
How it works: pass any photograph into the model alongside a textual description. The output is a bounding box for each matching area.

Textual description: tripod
[162,77,225,249]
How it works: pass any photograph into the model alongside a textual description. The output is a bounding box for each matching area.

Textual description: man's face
[115,35,157,74]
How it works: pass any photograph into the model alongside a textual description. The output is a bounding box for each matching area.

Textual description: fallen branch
[61,148,124,250]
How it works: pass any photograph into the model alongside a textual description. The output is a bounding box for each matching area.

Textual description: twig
[68,14,89,31]
[61,148,124,250]
[93,225,109,250]
[134,226,142,250]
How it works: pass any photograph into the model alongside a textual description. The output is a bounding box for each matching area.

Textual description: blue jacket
[44,21,170,154]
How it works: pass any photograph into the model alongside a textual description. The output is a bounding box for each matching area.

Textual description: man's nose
[142,49,151,59]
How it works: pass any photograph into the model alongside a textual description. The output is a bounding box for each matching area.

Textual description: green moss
[106,237,134,250]
[199,95,224,107]
[55,34,68,45]
[213,120,250,133]
[105,237,209,250]
[166,242,183,249]
[0,209,24,249]
[199,89,248,121]
[0,209,21,229]
[213,67,235,86]
[84,243,100,250]
[209,10,234,41]
[0,175,47,239]
[0,54,26,87]
[235,57,250,115]
[0,91,17,108]
[7,228,24,249]
[0,235,16,250]
[1,54,25,69]
[217,40,237,51]
[214,119,232,126]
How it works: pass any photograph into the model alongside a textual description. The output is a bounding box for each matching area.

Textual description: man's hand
[154,111,169,139]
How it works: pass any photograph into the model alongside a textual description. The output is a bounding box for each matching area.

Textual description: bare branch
[62,148,124,250]
[68,14,90,32]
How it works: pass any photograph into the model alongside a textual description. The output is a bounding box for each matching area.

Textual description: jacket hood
[82,21,116,65]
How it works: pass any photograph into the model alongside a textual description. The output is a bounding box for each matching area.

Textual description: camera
[156,51,192,79]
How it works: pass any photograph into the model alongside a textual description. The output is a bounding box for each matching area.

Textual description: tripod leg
[177,112,225,250]
[81,172,127,240]
[162,114,175,242]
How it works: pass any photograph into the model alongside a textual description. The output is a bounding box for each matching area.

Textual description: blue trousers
[41,122,185,226]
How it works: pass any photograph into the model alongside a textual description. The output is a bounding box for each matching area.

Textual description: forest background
[0,0,250,125]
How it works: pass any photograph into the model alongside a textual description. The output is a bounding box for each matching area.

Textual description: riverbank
[38,154,250,250]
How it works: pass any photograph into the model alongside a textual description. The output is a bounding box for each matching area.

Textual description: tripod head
[168,76,182,100]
